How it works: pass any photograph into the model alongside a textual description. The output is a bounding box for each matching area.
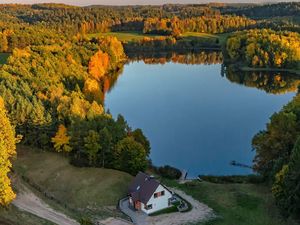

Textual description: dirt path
[13,184,79,225]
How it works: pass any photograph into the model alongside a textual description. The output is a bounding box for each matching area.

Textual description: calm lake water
[105,52,297,177]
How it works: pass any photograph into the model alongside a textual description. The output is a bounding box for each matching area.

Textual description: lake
[105,52,297,177]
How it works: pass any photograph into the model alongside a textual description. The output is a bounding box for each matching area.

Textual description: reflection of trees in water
[225,67,300,94]
[127,51,223,65]
[100,65,124,102]
[101,52,300,100]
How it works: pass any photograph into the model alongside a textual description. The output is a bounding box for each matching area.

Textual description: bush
[157,165,182,179]
[199,175,264,184]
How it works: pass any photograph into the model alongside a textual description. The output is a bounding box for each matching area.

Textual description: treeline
[0,22,149,176]
[218,2,300,19]
[124,36,220,53]
[0,4,220,34]
[0,22,66,52]
[252,93,300,219]
[127,51,223,65]
[225,29,300,70]
[0,97,18,206]
[143,16,256,36]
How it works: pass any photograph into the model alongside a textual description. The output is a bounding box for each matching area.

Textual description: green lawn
[88,31,165,42]
[13,145,132,219]
[163,180,298,225]
[88,31,229,47]
[180,32,229,45]
[0,53,10,65]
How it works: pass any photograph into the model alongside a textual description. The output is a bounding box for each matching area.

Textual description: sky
[0,0,297,6]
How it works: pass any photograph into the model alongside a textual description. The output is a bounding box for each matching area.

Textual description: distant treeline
[142,16,256,36]
[217,2,300,18]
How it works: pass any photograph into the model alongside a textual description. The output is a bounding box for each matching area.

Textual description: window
[145,204,152,210]
[154,191,165,198]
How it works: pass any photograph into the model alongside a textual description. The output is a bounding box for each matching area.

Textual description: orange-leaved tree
[88,50,110,80]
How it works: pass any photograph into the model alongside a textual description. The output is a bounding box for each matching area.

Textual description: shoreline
[239,66,300,75]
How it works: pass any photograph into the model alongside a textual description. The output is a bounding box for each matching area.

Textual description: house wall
[141,185,172,214]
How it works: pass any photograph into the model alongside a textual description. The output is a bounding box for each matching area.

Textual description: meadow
[164,179,298,225]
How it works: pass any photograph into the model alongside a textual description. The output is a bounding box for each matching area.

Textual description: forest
[0,2,299,223]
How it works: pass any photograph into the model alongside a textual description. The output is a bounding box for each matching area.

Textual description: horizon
[0,0,297,6]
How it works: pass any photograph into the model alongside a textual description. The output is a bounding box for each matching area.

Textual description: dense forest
[0,20,150,180]
[225,29,300,70]
[0,2,300,222]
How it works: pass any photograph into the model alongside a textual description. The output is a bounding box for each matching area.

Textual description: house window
[154,191,165,198]
[145,204,152,210]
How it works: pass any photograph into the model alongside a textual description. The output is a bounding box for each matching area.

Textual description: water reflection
[126,51,223,65]
[104,51,296,176]
[225,67,300,94]
[102,51,300,98]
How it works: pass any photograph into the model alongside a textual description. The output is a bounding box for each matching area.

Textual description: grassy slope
[13,146,132,219]
[164,180,298,225]
[0,53,9,64]
[0,205,54,225]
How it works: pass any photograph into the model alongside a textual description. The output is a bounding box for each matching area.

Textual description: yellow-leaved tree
[0,97,17,206]
[51,125,72,153]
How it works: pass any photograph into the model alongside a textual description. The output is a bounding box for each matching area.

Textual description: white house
[128,172,173,214]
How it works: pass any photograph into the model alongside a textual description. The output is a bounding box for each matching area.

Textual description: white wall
[141,185,172,214]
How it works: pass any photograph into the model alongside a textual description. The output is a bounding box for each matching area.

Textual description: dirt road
[13,184,79,225]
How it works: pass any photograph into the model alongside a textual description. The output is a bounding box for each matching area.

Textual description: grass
[13,145,133,220]
[163,179,298,225]
[88,31,165,42]
[180,32,229,45]
[149,205,178,216]
[0,205,53,225]
[88,31,229,47]
[0,53,9,65]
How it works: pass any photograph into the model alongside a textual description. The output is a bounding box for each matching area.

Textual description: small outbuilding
[128,172,173,214]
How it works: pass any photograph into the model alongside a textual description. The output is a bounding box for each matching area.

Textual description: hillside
[13,146,132,221]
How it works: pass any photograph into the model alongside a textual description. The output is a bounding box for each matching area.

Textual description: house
[128,172,173,214]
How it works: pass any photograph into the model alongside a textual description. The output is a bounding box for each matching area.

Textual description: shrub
[158,165,182,179]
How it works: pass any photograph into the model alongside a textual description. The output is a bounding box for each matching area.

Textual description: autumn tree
[0,97,17,206]
[84,130,101,165]
[88,50,110,81]
[52,124,72,153]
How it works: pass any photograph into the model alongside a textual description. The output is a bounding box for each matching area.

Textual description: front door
[135,201,141,210]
